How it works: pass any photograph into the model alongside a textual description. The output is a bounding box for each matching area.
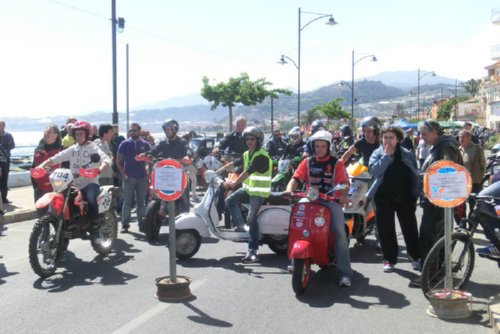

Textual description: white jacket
[51,141,112,189]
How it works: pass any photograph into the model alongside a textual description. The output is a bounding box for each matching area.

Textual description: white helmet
[288,126,302,144]
[309,130,333,151]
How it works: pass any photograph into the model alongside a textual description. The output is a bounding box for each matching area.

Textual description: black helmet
[360,116,381,130]
[340,125,352,137]
[162,119,179,134]
[242,126,264,147]
[311,120,325,135]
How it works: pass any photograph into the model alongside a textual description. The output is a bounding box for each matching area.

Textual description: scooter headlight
[302,229,310,238]
[314,216,326,227]
[306,188,319,201]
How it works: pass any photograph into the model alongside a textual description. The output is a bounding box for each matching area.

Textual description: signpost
[151,159,191,301]
[423,160,471,291]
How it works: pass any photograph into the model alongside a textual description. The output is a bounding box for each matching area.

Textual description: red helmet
[71,120,92,140]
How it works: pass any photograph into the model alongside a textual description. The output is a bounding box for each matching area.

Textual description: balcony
[493,8,500,24]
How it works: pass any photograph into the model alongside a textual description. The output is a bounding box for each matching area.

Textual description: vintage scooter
[287,186,347,295]
[173,170,291,259]
[343,161,376,244]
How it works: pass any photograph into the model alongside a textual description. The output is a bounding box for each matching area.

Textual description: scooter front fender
[175,212,211,238]
[289,240,312,260]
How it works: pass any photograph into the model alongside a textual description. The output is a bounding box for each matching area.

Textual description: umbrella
[438,121,461,129]
[391,119,418,130]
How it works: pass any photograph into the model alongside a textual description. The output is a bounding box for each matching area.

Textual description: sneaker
[241,251,259,263]
[411,259,421,271]
[476,244,500,258]
[121,224,130,233]
[409,276,421,288]
[234,226,246,233]
[339,276,351,287]
[383,261,395,273]
[192,197,201,203]
[138,223,145,233]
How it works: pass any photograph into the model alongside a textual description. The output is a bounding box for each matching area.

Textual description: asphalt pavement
[1,185,499,332]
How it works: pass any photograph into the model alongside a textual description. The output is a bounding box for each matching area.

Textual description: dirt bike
[29,164,118,278]
[271,155,302,192]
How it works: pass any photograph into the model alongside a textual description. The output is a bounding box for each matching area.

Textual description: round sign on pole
[151,159,188,201]
[423,160,472,208]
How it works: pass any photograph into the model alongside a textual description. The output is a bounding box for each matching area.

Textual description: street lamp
[281,8,336,127]
[350,51,377,129]
[111,0,125,125]
[417,68,436,122]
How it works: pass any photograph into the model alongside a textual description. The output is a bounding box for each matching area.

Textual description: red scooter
[287,186,346,295]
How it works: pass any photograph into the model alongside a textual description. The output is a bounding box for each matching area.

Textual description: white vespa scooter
[173,170,291,259]
[343,162,377,244]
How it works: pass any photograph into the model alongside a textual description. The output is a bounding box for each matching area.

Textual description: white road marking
[111,279,206,334]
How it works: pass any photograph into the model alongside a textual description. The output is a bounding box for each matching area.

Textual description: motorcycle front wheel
[91,211,118,255]
[28,216,59,278]
[144,200,162,242]
[291,258,310,295]
[421,232,475,299]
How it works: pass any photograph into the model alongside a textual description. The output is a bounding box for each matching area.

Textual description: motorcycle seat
[263,193,290,206]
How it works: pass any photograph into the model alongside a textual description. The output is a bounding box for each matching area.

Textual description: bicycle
[420,188,500,299]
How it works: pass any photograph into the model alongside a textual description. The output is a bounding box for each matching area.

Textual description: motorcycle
[481,151,500,188]
[173,170,291,259]
[271,156,302,192]
[138,155,190,242]
[343,161,376,244]
[286,186,347,295]
[29,162,118,278]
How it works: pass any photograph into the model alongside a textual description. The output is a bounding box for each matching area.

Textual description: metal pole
[168,200,177,282]
[297,7,301,127]
[417,68,420,123]
[111,0,118,125]
[444,207,453,290]
[271,95,274,132]
[126,43,129,134]
[351,50,355,130]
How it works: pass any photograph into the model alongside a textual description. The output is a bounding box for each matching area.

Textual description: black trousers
[0,162,9,202]
[374,196,421,264]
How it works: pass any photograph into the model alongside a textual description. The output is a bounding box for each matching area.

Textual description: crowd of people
[1,114,498,289]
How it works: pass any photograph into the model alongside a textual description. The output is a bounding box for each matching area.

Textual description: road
[0,211,498,334]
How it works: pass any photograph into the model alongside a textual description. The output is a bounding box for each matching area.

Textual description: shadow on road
[0,262,18,285]
[178,252,289,278]
[32,250,138,292]
[295,269,411,309]
[184,301,232,328]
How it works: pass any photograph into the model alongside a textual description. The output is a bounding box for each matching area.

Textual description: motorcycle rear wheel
[28,216,59,278]
[144,200,162,242]
[176,229,201,259]
[91,211,118,255]
[291,258,310,295]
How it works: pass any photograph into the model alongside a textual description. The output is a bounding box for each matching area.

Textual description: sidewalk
[0,186,38,224]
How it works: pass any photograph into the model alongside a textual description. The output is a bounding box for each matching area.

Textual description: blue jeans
[81,183,100,219]
[321,200,353,278]
[225,188,264,251]
[121,176,148,225]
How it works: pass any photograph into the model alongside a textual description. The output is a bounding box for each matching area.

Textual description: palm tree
[464,78,480,97]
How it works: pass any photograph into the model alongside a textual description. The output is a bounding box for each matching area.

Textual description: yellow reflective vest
[242,148,272,198]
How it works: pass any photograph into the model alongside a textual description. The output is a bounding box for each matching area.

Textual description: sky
[1,0,499,118]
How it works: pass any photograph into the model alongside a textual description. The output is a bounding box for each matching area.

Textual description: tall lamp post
[417,68,436,122]
[278,55,299,126]
[280,8,337,127]
[111,0,125,125]
[349,51,377,129]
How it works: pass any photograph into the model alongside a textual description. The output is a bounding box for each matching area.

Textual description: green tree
[309,98,350,129]
[464,78,480,97]
[301,108,320,128]
[201,73,290,131]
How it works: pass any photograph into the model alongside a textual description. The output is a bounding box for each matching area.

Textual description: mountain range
[5,71,469,132]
